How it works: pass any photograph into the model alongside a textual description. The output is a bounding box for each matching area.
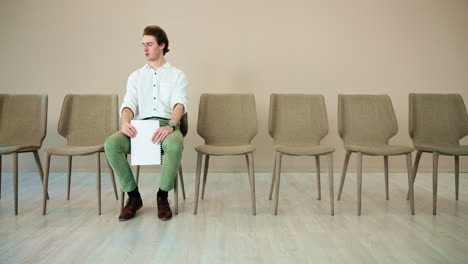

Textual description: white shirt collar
[144,62,171,74]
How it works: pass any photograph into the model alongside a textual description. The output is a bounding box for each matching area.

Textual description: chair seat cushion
[346,144,413,156]
[274,145,335,156]
[44,145,104,156]
[417,145,468,155]
[195,144,255,155]
[0,144,38,155]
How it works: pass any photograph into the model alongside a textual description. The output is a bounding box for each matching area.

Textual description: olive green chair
[409,93,468,215]
[42,94,119,215]
[120,114,188,215]
[268,94,335,215]
[194,94,257,215]
[0,94,48,214]
[336,94,415,215]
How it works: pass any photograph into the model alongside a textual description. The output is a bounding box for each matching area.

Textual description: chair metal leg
[42,153,51,215]
[105,158,118,200]
[328,154,334,216]
[315,156,321,200]
[433,152,439,215]
[268,154,277,200]
[246,153,256,215]
[274,152,282,215]
[178,165,186,200]
[357,152,363,216]
[201,155,210,199]
[13,152,18,215]
[337,150,352,201]
[96,152,101,215]
[413,151,422,181]
[406,153,415,215]
[407,150,422,200]
[455,156,459,201]
[0,155,2,199]
[120,191,125,211]
[32,151,49,200]
[193,152,203,215]
[66,156,72,200]
[174,166,179,215]
[384,156,389,200]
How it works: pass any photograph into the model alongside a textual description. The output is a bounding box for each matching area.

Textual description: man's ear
[159,42,166,50]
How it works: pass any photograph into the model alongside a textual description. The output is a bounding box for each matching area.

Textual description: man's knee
[104,136,116,153]
[164,141,184,155]
[104,133,126,153]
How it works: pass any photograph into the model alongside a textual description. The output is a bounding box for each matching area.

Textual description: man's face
[142,35,164,61]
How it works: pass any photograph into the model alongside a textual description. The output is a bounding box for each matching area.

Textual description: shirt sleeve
[119,72,138,117]
[171,71,188,114]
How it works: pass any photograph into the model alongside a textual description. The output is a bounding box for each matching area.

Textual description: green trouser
[104,118,183,193]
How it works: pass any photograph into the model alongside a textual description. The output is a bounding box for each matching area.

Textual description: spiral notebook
[130,120,161,165]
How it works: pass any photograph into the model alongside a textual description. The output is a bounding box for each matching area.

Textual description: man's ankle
[157,188,168,199]
[128,187,141,198]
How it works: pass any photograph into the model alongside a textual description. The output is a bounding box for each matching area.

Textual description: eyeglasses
[140,42,156,48]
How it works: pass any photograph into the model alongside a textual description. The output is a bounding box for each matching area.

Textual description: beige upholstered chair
[409,93,468,215]
[336,94,415,215]
[42,94,119,215]
[268,94,335,215]
[194,94,257,215]
[0,94,48,214]
[120,114,188,215]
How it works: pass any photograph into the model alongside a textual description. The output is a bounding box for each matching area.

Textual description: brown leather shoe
[157,196,172,221]
[119,196,143,221]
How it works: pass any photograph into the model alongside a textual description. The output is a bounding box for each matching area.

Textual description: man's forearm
[121,107,134,124]
[169,104,185,126]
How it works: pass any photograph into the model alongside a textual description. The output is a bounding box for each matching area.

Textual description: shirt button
[154,72,157,75]
[153,108,156,110]
[153,84,155,87]
[153,97,156,99]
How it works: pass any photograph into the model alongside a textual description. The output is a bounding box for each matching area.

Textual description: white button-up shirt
[120,62,188,120]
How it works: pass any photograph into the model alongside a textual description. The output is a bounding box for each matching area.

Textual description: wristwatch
[168,122,176,131]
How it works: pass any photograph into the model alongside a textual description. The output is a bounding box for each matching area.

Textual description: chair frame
[193,94,257,215]
[336,94,415,216]
[408,93,468,215]
[0,94,48,215]
[0,150,49,215]
[194,152,256,215]
[269,152,334,216]
[267,94,334,216]
[42,94,119,215]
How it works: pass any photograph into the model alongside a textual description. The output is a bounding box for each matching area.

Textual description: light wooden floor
[0,169,467,264]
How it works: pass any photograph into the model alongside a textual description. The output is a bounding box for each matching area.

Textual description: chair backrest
[197,93,257,145]
[409,93,468,147]
[338,94,398,146]
[269,94,328,146]
[0,94,48,148]
[180,113,188,137]
[58,94,118,146]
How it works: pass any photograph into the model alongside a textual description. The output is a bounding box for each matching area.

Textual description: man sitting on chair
[104,25,188,221]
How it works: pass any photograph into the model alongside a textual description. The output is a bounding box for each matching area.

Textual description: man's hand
[151,125,174,144]
[121,122,137,138]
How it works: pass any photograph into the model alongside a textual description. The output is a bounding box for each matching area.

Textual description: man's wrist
[168,122,176,132]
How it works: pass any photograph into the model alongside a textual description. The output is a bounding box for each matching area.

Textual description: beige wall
[1,0,467,173]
